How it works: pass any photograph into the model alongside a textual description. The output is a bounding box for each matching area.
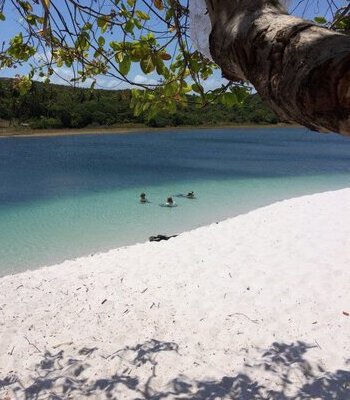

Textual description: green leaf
[76,34,89,51]
[220,92,237,107]
[110,41,121,51]
[334,16,350,31]
[14,75,32,95]
[119,56,131,75]
[314,16,327,24]
[140,56,154,74]
[155,58,165,75]
[0,12,5,21]
[164,82,177,96]
[181,83,191,94]
[18,1,32,12]
[160,51,171,61]
[134,19,142,29]
[165,9,173,21]
[127,0,135,6]
[114,52,123,63]
[232,86,249,104]
[124,19,135,33]
[130,46,143,61]
[98,36,105,47]
[135,10,150,20]
[97,16,109,33]
[26,14,37,25]
[191,83,203,94]
[83,22,92,30]
[168,100,176,114]
[189,59,200,74]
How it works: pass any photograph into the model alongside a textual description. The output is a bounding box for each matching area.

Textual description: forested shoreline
[0,78,279,130]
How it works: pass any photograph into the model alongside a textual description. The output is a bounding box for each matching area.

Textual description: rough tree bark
[205,0,350,135]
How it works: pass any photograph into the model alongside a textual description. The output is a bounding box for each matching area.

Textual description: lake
[0,127,350,276]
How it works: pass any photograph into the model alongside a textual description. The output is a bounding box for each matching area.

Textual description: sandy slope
[0,189,349,399]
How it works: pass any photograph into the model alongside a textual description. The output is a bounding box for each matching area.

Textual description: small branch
[228,312,259,324]
[24,336,42,353]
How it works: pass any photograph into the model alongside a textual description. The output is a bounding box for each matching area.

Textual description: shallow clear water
[0,127,350,276]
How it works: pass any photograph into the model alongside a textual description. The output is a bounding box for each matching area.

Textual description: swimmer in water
[186,191,195,199]
[140,193,147,203]
[166,196,174,206]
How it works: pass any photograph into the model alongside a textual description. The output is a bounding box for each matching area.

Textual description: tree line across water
[0,78,279,130]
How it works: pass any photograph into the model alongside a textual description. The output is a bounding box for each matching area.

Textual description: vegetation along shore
[0,77,282,137]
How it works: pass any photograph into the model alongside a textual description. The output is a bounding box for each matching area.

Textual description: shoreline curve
[0,188,349,398]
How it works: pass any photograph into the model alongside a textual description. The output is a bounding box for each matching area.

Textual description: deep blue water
[0,127,349,275]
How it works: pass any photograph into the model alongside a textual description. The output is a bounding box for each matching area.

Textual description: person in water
[140,193,147,203]
[166,196,174,206]
[186,191,195,199]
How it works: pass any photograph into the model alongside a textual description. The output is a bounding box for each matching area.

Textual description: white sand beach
[0,189,349,399]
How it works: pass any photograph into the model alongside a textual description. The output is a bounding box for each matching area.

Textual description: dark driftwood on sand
[149,234,178,242]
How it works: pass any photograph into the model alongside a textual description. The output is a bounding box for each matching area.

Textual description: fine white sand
[0,189,350,399]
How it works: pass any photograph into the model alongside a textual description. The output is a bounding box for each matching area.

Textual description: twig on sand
[228,313,259,324]
[16,284,23,290]
[53,341,73,349]
[103,348,124,360]
[24,336,41,353]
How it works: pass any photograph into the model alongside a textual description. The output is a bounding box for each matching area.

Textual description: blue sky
[0,0,347,90]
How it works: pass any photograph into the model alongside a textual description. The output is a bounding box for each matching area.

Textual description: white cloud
[33,66,131,90]
[134,74,158,86]
[201,77,229,91]
[31,65,227,92]
[95,77,130,90]
[133,74,148,84]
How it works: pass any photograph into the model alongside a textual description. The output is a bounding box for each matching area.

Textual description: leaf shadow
[1,339,350,399]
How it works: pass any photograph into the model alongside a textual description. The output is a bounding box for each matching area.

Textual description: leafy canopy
[0,0,348,117]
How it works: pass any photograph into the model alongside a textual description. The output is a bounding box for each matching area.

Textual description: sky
[0,0,347,90]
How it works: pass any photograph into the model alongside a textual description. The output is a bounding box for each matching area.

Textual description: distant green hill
[0,78,279,130]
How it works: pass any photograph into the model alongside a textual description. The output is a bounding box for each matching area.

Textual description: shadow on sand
[1,339,350,399]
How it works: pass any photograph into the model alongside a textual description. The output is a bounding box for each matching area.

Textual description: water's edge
[1,127,350,275]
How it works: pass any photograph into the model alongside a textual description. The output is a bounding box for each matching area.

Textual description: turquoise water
[1,127,350,276]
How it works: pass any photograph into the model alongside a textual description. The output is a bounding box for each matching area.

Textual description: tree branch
[205,0,350,135]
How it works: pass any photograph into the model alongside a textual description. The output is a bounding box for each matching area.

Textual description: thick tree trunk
[205,0,350,135]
